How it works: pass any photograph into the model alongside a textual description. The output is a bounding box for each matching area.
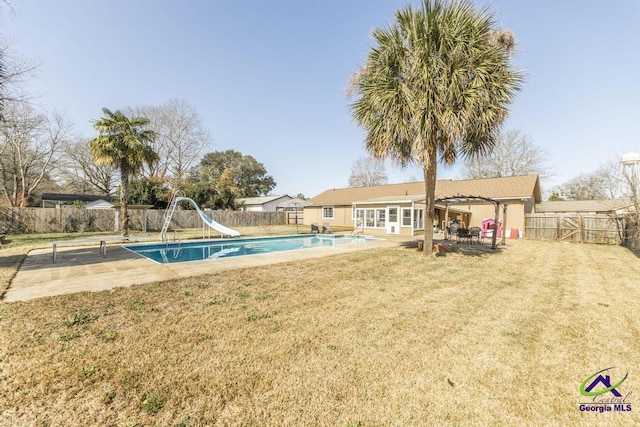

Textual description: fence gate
[559,216,581,242]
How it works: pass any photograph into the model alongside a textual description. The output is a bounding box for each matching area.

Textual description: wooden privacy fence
[286,211,304,225]
[524,214,625,245]
[0,207,286,234]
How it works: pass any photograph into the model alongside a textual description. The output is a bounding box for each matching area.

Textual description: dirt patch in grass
[1,240,639,425]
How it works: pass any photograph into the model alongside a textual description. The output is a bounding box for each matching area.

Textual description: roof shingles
[309,175,541,206]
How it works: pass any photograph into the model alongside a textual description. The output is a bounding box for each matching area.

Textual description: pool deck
[4,237,401,302]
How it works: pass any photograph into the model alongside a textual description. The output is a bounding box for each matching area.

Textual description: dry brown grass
[1,239,639,425]
[0,246,29,298]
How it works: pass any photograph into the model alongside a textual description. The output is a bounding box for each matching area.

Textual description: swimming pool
[124,234,375,264]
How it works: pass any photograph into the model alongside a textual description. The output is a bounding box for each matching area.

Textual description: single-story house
[535,199,634,215]
[41,193,114,209]
[236,195,293,212]
[305,174,541,237]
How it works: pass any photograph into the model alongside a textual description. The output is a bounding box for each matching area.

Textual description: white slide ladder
[160,194,181,242]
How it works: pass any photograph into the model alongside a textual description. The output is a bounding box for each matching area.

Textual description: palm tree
[350,0,523,253]
[90,108,157,237]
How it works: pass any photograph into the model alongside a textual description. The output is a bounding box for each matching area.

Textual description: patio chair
[322,222,333,234]
[447,222,460,241]
[457,228,471,244]
[469,226,482,244]
[311,223,319,233]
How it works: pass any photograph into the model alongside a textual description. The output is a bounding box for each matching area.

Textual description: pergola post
[491,202,499,250]
[501,204,508,246]
[443,204,450,239]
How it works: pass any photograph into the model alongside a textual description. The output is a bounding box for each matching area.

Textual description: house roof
[237,195,291,206]
[355,194,426,204]
[309,175,541,206]
[41,193,113,203]
[535,199,632,213]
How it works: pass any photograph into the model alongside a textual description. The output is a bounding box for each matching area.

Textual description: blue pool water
[124,234,375,264]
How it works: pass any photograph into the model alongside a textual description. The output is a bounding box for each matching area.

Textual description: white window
[413,209,424,229]
[365,209,375,227]
[322,206,334,219]
[401,208,412,227]
[388,207,398,223]
[376,209,386,228]
[356,208,388,228]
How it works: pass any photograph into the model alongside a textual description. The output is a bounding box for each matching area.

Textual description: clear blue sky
[3,0,639,198]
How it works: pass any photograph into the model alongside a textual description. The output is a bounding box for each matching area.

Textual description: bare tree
[620,157,640,248]
[0,39,37,117]
[0,103,68,206]
[128,99,210,185]
[552,159,633,201]
[593,160,625,199]
[348,156,388,187]
[60,137,117,195]
[462,130,551,180]
[551,173,609,201]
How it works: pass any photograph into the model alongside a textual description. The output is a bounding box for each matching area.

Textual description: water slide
[163,196,240,238]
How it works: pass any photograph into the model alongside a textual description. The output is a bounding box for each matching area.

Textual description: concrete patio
[4,238,399,302]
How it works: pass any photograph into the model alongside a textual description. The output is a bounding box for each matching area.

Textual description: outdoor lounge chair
[322,222,333,234]
[311,223,319,233]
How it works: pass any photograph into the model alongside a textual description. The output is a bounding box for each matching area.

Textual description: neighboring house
[41,193,114,209]
[535,199,634,215]
[305,175,541,237]
[236,195,293,212]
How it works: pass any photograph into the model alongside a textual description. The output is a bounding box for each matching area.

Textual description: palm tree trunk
[422,149,438,255]
[120,162,130,237]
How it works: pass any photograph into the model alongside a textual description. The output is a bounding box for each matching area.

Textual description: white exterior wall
[85,200,114,209]
[243,197,293,212]
[262,199,286,211]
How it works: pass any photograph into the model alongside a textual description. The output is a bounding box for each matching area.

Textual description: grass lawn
[1,237,639,425]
